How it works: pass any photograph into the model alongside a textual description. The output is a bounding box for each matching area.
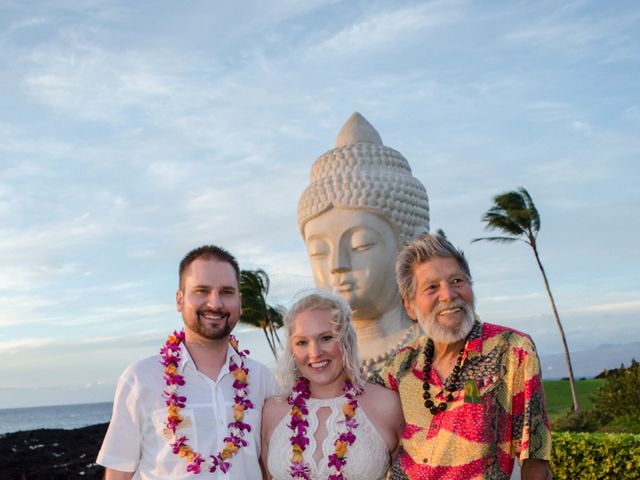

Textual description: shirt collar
[177,340,243,374]
[464,318,484,361]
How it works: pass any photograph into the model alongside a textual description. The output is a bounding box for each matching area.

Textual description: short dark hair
[178,245,240,290]
[396,234,472,301]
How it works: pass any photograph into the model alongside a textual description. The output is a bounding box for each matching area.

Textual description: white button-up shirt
[97,342,277,479]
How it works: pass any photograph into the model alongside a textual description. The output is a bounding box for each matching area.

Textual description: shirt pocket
[477,373,501,396]
[449,375,502,443]
[149,406,198,460]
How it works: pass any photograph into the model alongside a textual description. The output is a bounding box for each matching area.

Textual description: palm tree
[472,187,580,413]
[239,269,284,359]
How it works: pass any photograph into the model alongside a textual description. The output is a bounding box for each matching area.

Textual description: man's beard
[189,308,233,340]
[414,296,475,344]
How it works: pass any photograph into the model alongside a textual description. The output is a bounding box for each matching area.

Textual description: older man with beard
[98,245,277,479]
[379,234,552,480]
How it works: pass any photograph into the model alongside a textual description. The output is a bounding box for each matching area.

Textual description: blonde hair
[275,290,366,392]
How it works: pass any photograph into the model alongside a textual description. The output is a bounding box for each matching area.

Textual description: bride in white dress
[261,292,404,480]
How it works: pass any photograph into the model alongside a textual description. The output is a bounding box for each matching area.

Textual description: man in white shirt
[97,245,278,479]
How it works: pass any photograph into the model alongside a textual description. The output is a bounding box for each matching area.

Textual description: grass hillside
[543,379,605,421]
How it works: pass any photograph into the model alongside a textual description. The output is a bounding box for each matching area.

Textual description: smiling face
[405,256,475,344]
[290,308,347,397]
[176,258,241,342]
[303,208,400,320]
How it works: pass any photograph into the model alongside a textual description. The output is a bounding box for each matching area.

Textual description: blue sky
[2,0,639,409]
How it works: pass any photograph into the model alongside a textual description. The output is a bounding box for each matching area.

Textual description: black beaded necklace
[422,338,465,415]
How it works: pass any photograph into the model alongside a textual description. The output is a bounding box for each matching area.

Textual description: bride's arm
[260,396,280,480]
[362,383,405,455]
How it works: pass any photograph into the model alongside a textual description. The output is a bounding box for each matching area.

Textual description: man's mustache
[196,308,230,319]
[433,299,469,316]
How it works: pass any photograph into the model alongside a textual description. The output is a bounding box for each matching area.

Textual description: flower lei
[287,377,362,480]
[160,330,253,475]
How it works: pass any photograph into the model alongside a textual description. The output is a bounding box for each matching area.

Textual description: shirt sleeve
[261,362,279,397]
[510,336,552,462]
[96,368,142,472]
[378,347,412,392]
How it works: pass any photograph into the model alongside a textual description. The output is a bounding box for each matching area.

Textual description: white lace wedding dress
[267,395,389,480]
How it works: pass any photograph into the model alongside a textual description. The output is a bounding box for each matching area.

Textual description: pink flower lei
[287,377,362,480]
[160,330,253,475]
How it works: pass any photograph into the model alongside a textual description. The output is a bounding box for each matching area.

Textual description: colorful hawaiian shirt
[380,321,551,480]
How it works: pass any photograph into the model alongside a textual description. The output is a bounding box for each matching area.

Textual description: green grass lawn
[543,379,606,421]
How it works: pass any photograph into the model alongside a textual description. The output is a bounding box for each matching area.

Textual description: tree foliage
[591,359,640,432]
[239,269,284,358]
[552,360,640,434]
[473,187,581,413]
[435,228,447,239]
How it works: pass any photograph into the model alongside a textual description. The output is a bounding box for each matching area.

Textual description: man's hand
[521,459,552,480]
[104,468,134,480]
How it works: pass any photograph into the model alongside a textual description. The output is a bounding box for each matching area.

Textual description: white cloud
[147,161,191,188]
[0,337,54,353]
[571,120,592,133]
[502,2,640,58]
[0,220,104,258]
[308,0,467,56]
[522,101,570,111]
[23,40,185,122]
[481,292,543,304]
[574,300,640,314]
[7,16,47,32]
[58,303,174,327]
[0,264,78,292]
[504,19,601,48]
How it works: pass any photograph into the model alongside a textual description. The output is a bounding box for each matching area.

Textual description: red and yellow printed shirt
[380,321,551,480]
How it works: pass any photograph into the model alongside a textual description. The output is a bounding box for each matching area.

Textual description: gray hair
[396,234,472,301]
[275,290,366,392]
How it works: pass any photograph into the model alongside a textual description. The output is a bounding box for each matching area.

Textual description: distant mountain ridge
[539,342,640,379]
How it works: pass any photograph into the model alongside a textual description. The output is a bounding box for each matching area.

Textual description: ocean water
[0,402,113,435]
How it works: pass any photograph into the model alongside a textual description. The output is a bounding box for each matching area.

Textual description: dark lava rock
[0,423,108,480]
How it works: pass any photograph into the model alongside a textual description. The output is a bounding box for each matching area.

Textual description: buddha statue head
[297,112,430,372]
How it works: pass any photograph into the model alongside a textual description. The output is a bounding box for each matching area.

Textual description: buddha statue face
[303,207,400,320]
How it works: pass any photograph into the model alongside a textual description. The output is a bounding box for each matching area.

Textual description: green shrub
[591,359,640,426]
[551,432,640,479]
[551,410,599,433]
[600,415,640,434]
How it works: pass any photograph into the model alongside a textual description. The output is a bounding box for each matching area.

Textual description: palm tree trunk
[271,322,283,348]
[261,327,277,359]
[267,323,279,357]
[531,243,581,413]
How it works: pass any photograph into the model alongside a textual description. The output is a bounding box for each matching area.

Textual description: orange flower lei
[160,330,253,474]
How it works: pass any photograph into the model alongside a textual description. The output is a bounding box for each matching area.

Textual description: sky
[2,0,639,409]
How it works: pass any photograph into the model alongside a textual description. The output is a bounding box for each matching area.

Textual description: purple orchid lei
[287,377,362,480]
[160,330,253,475]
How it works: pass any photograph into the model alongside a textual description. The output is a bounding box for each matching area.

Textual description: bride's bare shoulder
[362,381,396,399]
[262,394,291,441]
[264,394,290,412]
[360,382,402,415]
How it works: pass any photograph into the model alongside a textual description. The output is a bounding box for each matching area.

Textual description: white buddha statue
[297,112,430,375]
